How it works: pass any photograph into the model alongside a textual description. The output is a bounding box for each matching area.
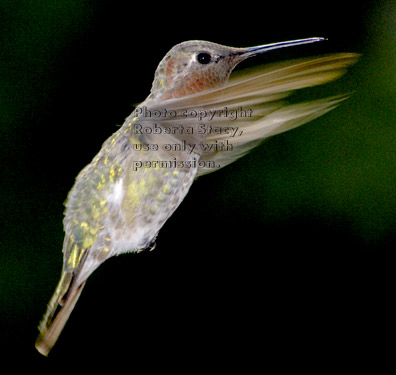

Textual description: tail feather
[35,273,86,356]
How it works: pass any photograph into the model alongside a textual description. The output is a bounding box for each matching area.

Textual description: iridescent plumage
[36,38,358,355]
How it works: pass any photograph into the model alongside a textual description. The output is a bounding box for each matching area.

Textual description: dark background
[0,0,393,369]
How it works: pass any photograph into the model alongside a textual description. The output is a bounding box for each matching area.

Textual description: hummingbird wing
[149,53,359,177]
[195,95,347,176]
[173,53,359,108]
[197,53,359,176]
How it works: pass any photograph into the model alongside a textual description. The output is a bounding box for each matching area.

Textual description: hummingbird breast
[104,151,197,255]
[63,118,199,276]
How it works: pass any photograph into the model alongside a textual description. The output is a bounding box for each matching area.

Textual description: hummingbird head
[150,41,247,100]
[150,38,325,100]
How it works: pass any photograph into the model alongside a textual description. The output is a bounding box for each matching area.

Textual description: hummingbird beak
[238,37,326,59]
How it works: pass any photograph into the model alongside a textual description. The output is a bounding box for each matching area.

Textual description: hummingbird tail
[35,272,86,356]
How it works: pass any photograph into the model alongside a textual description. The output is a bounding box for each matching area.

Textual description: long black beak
[240,37,326,58]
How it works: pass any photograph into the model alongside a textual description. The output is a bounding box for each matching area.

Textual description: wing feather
[142,53,359,176]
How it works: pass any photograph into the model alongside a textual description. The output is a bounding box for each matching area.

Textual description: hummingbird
[35,37,358,355]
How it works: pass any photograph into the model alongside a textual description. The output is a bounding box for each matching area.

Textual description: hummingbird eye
[196,52,212,65]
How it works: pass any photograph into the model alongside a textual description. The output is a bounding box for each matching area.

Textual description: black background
[0,0,393,369]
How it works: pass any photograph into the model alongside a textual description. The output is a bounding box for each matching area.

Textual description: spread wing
[145,53,359,177]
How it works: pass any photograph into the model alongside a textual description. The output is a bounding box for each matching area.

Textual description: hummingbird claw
[141,242,157,252]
